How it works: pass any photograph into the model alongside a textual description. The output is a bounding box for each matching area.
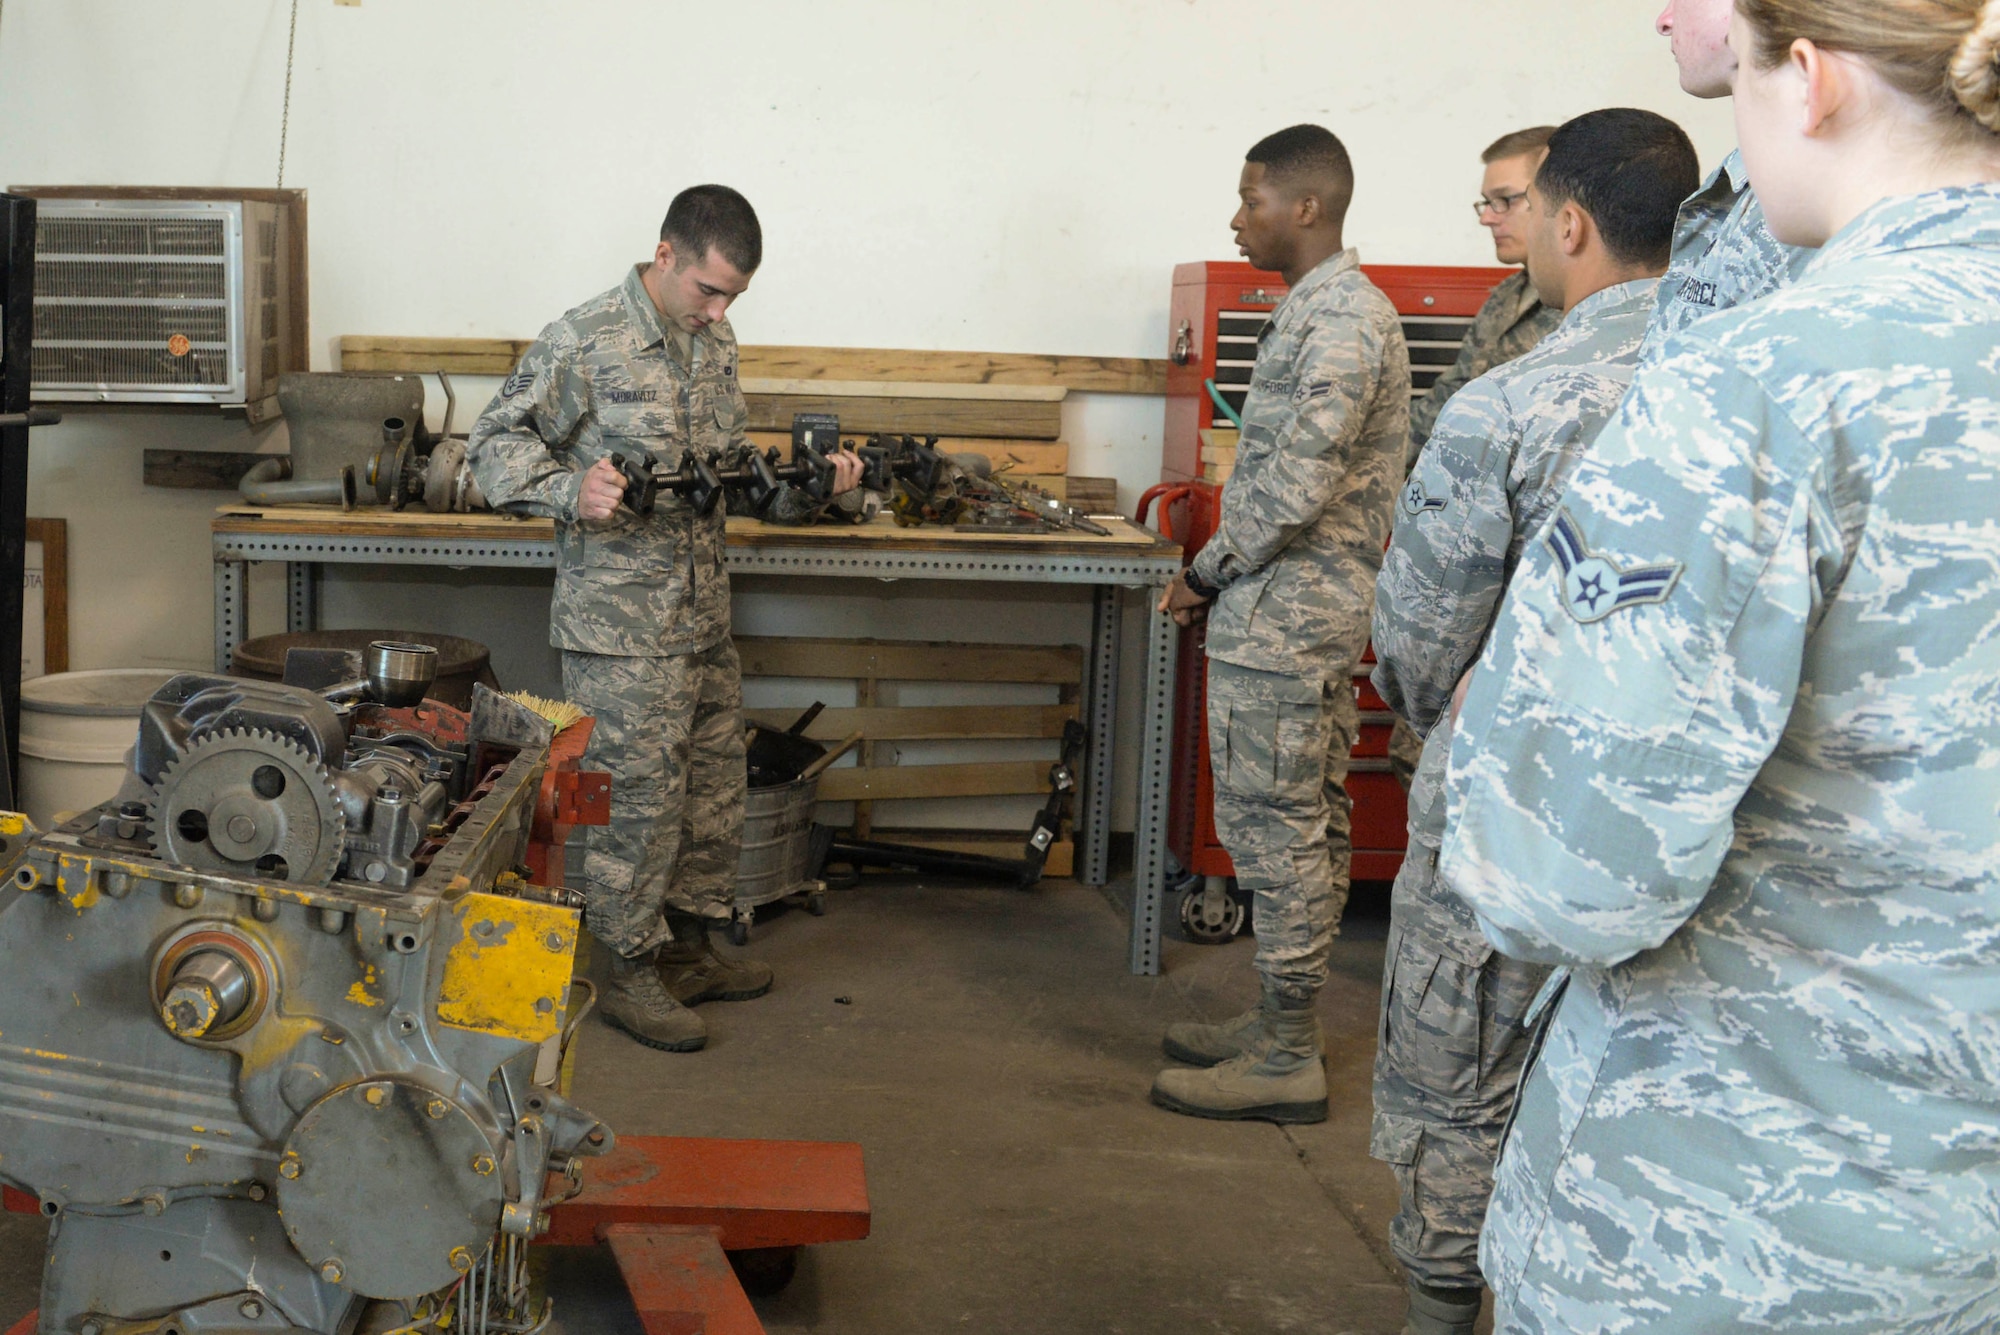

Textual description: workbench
[211,506,1184,974]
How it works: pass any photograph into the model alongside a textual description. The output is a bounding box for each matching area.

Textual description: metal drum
[731,775,826,943]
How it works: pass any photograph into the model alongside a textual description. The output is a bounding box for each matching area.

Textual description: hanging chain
[276,0,300,188]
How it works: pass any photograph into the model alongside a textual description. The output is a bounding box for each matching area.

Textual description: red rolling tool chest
[1139,261,1513,941]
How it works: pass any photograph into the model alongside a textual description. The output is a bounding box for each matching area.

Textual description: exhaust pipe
[238,457,356,510]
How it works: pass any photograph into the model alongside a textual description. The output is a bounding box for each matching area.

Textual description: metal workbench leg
[1128,591,1181,976]
[1079,584,1121,887]
[213,556,248,672]
[287,561,317,634]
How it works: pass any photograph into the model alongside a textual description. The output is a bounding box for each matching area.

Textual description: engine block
[0,670,612,1335]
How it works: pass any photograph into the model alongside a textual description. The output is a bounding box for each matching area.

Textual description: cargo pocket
[1383,929,1483,1103]
[1218,675,1325,804]
[1272,698,1329,801]
[1370,1111,1425,1166]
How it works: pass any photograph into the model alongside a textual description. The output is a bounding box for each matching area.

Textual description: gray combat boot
[1150,992,1327,1123]
[1162,1001,1324,1067]
[657,913,775,1005]
[602,951,708,1052]
[1403,1282,1482,1335]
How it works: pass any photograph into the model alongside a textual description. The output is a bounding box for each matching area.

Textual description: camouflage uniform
[1442,188,2000,1331]
[1367,277,1658,1290]
[1639,149,1813,363]
[467,265,748,956]
[1188,249,1410,1000]
[1392,269,1560,790]
[1405,269,1560,466]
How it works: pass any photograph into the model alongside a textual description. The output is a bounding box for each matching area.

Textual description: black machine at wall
[0,193,63,809]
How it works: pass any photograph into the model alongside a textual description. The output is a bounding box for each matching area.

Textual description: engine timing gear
[150,727,345,885]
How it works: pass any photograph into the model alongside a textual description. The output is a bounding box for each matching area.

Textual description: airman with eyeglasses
[1395,127,1566,796]
[1473,188,1530,218]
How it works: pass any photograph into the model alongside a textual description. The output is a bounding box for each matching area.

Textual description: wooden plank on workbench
[340,336,532,374]
[741,379,1063,402]
[338,336,1167,394]
[144,449,269,490]
[743,704,1077,740]
[744,392,1060,439]
[815,760,1050,803]
[743,346,1165,395]
[1064,477,1119,513]
[736,637,1084,685]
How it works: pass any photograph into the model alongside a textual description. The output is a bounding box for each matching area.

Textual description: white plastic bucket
[19,668,181,829]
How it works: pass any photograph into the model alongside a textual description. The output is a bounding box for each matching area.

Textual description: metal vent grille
[30,200,245,401]
[1206,309,1473,420]
[35,302,228,343]
[36,259,227,301]
[35,216,224,257]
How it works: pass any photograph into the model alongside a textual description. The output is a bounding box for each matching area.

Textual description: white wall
[0,0,1734,830]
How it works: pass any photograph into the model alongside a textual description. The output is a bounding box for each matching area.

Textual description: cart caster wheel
[1178,884,1246,944]
[729,1245,800,1296]
[806,891,828,917]
[728,918,750,947]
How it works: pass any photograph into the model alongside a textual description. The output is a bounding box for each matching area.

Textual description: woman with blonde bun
[1434,1,2000,1329]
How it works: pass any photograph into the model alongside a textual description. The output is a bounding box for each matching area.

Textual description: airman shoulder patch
[1401,478,1447,518]
[1546,509,1681,623]
[500,367,535,398]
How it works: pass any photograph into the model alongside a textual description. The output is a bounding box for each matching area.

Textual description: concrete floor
[546,875,1416,1335]
[0,874,1452,1335]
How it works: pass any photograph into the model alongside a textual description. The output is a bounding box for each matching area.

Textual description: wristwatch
[1182,567,1221,600]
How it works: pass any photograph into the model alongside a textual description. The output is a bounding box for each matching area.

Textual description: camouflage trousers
[562,639,746,958]
[1206,658,1357,1003]
[1370,845,1551,1289]
[1387,716,1424,794]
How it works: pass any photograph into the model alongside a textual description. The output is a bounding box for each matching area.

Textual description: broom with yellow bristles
[505,691,586,733]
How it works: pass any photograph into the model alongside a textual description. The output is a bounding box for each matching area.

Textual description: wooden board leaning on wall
[337,337,1169,395]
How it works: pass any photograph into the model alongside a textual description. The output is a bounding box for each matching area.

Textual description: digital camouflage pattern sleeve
[1190,250,1409,681]
[467,267,740,657]
[1371,279,1656,739]
[1444,186,2000,1332]
[464,320,588,521]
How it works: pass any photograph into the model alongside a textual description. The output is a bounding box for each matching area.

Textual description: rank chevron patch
[1546,509,1682,623]
[1401,478,1447,518]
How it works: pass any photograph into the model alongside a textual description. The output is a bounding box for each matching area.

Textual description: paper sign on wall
[22,540,43,680]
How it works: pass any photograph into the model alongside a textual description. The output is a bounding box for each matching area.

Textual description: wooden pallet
[738,635,1081,868]
[1200,427,1238,484]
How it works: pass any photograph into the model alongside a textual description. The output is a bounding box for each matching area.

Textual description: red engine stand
[2,1136,870,1335]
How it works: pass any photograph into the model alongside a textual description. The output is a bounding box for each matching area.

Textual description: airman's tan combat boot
[1162,1000,1323,1067]
[1150,991,1327,1123]
[602,950,708,1052]
[656,913,775,1005]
